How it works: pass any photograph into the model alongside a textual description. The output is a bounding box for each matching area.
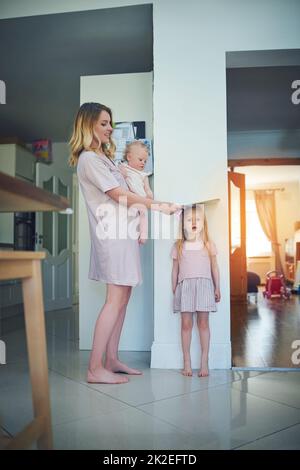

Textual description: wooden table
[0,171,70,212]
[0,171,71,450]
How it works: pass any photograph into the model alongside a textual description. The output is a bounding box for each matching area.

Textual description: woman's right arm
[106,186,180,214]
[172,259,179,294]
[82,156,180,214]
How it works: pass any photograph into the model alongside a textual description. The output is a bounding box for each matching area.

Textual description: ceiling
[0,4,153,142]
[226,65,300,132]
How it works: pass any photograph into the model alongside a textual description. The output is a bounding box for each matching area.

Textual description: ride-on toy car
[263,270,291,300]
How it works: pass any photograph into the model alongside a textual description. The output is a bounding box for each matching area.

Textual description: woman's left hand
[159,202,182,215]
[215,288,221,302]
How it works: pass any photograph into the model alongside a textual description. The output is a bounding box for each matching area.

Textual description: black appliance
[14,212,36,251]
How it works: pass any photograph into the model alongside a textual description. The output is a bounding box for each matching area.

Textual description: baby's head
[124,141,149,171]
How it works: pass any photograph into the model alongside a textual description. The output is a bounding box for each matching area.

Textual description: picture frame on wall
[31,139,52,164]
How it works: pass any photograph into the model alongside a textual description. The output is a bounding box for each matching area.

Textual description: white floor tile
[139,383,300,449]
[53,407,196,450]
[232,371,300,409]
[236,423,300,450]
[0,370,131,435]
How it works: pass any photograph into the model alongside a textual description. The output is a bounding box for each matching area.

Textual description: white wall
[51,142,74,170]
[0,0,147,19]
[79,72,154,351]
[151,0,300,369]
[81,73,153,139]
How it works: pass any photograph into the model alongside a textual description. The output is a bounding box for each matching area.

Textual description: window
[246,198,272,257]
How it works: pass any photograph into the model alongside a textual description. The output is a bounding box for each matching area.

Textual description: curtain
[254,189,284,275]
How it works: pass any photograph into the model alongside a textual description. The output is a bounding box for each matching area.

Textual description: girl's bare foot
[181,360,193,376]
[87,367,129,384]
[105,359,143,375]
[182,367,193,376]
[198,365,209,377]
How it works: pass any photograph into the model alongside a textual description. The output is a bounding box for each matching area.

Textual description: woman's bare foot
[87,367,129,384]
[105,359,143,375]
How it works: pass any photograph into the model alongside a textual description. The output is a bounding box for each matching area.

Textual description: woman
[69,102,179,384]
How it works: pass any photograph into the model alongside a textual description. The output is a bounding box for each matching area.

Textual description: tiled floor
[231,290,300,368]
[0,305,300,449]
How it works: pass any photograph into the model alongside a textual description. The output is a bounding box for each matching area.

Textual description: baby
[119,141,153,244]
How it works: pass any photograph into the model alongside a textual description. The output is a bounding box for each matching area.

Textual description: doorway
[228,161,300,368]
[226,49,300,368]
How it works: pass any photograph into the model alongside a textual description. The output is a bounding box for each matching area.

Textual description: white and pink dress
[171,240,218,313]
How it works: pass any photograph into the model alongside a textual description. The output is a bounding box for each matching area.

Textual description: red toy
[263,270,291,300]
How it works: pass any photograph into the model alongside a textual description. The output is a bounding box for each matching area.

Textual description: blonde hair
[176,204,210,259]
[123,140,149,161]
[68,102,116,167]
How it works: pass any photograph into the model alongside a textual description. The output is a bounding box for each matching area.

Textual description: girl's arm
[211,255,221,301]
[106,186,179,214]
[143,176,154,199]
[172,259,179,294]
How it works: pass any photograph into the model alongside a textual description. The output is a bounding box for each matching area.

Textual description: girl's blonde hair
[123,140,149,161]
[68,102,116,167]
[176,204,210,259]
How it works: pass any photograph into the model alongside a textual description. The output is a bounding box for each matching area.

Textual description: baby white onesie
[121,162,150,197]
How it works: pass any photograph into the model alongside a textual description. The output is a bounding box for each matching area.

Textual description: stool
[0,250,53,450]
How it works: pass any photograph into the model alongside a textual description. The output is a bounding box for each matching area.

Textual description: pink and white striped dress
[171,240,217,313]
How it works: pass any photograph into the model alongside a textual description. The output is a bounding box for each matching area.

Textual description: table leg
[22,259,53,450]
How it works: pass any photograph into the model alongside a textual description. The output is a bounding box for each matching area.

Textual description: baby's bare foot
[87,368,129,384]
[105,359,143,375]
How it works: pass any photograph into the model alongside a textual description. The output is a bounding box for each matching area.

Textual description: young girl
[119,141,153,244]
[171,204,220,378]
